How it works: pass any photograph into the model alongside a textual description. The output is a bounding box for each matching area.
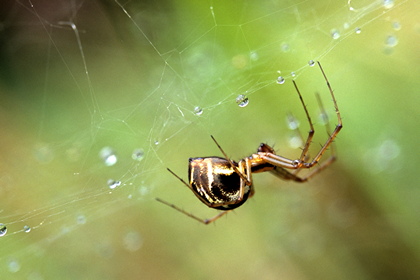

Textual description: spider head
[251,143,277,173]
[257,143,276,153]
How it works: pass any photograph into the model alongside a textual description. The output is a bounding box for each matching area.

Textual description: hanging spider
[156,61,342,224]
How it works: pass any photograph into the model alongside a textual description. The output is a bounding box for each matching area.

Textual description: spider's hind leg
[303,62,343,168]
[290,62,343,179]
[292,91,333,177]
[291,80,315,167]
[155,198,230,225]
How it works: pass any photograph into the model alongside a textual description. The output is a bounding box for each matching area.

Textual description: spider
[156,61,342,224]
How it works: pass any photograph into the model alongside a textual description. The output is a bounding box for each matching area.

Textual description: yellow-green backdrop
[0,1,418,279]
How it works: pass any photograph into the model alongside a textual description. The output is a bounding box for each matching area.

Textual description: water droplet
[8,259,21,273]
[132,149,144,161]
[288,135,303,149]
[385,35,398,47]
[281,43,290,52]
[392,21,401,31]
[331,29,340,40]
[276,76,285,84]
[193,106,203,116]
[0,223,7,236]
[34,143,54,163]
[249,51,259,61]
[343,22,350,30]
[308,60,315,67]
[99,147,117,166]
[378,139,400,160]
[355,27,361,34]
[286,114,300,130]
[123,231,143,252]
[23,225,31,233]
[66,145,82,162]
[154,140,159,145]
[107,179,121,190]
[383,0,394,9]
[236,94,249,107]
[291,72,296,77]
[138,186,149,196]
[76,215,87,225]
[364,139,401,174]
[318,111,329,125]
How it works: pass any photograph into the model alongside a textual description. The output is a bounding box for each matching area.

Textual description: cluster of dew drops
[234,61,315,110]
[233,60,319,111]
[0,223,31,238]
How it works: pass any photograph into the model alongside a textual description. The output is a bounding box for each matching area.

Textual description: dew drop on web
[281,42,290,52]
[385,35,398,47]
[392,21,401,31]
[132,149,144,161]
[23,225,31,233]
[249,51,259,61]
[331,29,340,39]
[8,259,20,273]
[76,214,87,225]
[276,76,285,84]
[0,223,7,236]
[99,147,117,166]
[108,179,121,190]
[286,114,300,130]
[383,0,394,9]
[236,94,249,107]
[193,106,203,116]
[288,135,303,149]
[123,231,143,252]
[318,111,329,125]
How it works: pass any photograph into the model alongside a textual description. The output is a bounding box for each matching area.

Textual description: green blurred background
[0,0,418,279]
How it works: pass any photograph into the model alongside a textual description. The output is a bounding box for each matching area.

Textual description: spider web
[0,0,418,279]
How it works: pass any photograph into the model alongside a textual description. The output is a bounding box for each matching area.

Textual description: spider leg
[293,91,331,176]
[245,158,254,197]
[298,155,337,180]
[210,135,251,186]
[158,168,233,224]
[166,168,190,188]
[286,112,310,174]
[267,156,337,182]
[166,167,228,207]
[209,155,253,206]
[269,166,306,182]
[258,153,300,169]
[303,62,342,168]
[259,62,342,179]
[160,160,251,223]
[292,79,315,167]
[210,136,254,205]
[155,198,230,224]
[237,157,255,200]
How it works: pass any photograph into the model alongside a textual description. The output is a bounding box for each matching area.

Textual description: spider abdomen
[189,157,250,210]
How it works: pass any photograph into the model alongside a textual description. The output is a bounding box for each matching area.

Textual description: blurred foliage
[0,0,418,279]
